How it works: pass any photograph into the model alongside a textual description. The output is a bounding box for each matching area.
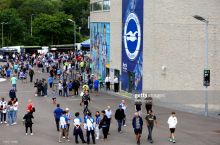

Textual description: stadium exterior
[90,0,220,94]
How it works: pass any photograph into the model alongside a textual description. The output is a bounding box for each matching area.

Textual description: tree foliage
[0,8,26,46]
[0,0,89,46]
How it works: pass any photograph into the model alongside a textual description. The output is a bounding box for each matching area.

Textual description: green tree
[62,0,90,36]
[33,12,75,45]
[0,8,26,46]
[0,0,11,10]
[9,0,25,9]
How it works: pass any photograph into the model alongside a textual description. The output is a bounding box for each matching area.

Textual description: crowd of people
[0,51,178,145]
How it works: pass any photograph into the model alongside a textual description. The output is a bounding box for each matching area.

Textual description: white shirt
[105,77,111,83]
[58,83,63,90]
[167,116,178,128]
[60,116,67,129]
[114,77,119,83]
[105,109,112,119]
[13,102,18,111]
[74,117,82,126]
[0,101,7,113]
[85,117,95,131]
[120,103,127,111]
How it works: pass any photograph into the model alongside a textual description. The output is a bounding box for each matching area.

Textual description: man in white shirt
[85,112,96,144]
[59,111,69,143]
[65,108,72,140]
[105,75,111,90]
[114,76,119,92]
[105,106,112,134]
[119,100,127,126]
[73,112,86,144]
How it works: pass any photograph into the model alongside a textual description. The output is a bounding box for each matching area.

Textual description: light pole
[31,14,35,36]
[1,22,8,48]
[193,15,209,117]
[68,19,76,50]
[78,27,81,35]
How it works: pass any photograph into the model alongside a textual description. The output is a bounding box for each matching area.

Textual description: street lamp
[68,19,76,50]
[31,14,35,36]
[193,15,209,117]
[78,27,81,35]
[1,22,8,48]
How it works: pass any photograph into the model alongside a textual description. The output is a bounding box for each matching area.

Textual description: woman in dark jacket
[23,110,34,135]
[99,110,109,140]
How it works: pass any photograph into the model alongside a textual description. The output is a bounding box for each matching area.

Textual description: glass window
[103,0,110,11]
[93,1,103,11]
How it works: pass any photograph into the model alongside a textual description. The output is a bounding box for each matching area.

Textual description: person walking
[73,112,86,144]
[167,112,178,143]
[13,98,18,124]
[132,112,143,145]
[9,88,16,100]
[99,110,109,141]
[29,68,34,83]
[105,106,112,134]
[48,76,53,89]
[145,94,153,114]
[134,96,142,115]
[145,110,157,143]
[65,108,72,140]
[51,89,57,104]
[80,90,91,115]
[0,98,7,124]
[84,112,96,144]
[7,99,14,126]
[114,105,125,133]
[95,111,101,140]
[23,110,34,135]
[10,74,17,91]
[58,81,63,96]
[59,111,69,143]
[27,99,35,114]
[63,80,68,97]
[73,79,80,96]
[120,100,127,126]
[93,77,99,96]
[53,104,63,131]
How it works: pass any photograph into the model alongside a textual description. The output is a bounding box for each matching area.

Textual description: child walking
[167,112,178,143]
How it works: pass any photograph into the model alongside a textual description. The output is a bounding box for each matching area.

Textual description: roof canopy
[81,39,90,48]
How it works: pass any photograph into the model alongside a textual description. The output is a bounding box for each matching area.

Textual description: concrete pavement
[0,71,220,145]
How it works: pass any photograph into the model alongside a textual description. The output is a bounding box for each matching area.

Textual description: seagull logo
[123,12,141,60]
[126,31,138,42]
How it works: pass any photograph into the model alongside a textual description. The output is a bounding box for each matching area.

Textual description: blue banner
[121,0,143,92]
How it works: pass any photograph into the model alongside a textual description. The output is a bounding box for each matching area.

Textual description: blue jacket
[132,116,143,129]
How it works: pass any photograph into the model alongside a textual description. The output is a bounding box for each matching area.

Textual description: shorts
[134,129,142,135]
[170,128,175,133]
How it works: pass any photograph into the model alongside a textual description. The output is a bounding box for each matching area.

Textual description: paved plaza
[0,71,220,145]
